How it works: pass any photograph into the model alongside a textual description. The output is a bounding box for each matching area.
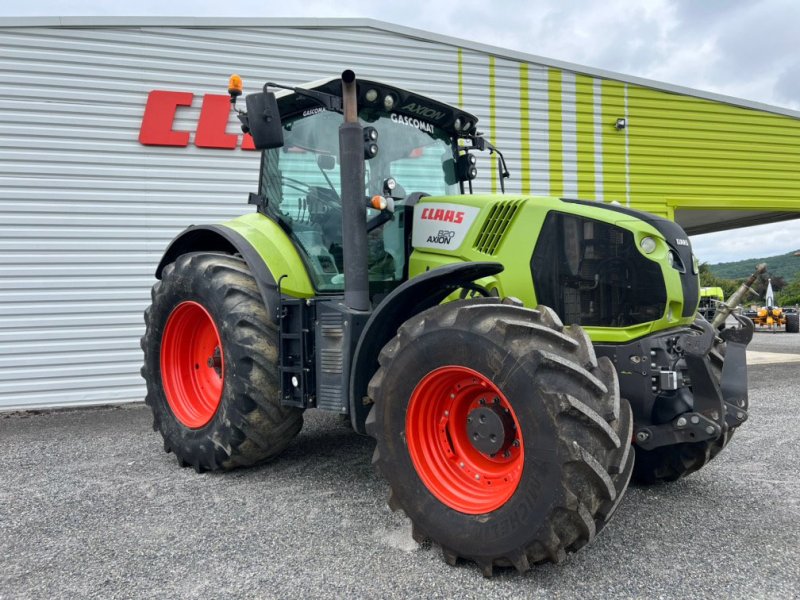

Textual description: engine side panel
[407,195,696,343]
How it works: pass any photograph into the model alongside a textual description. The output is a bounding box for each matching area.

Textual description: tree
[777,277,800,307]
[698,263,740,299]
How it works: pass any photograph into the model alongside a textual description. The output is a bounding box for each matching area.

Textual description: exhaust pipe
[338,70,370,311]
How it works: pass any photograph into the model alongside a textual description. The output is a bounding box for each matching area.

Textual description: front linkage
[596,315,753,464]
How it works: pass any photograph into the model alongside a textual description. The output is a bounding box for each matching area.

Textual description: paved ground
[1,332,799,599]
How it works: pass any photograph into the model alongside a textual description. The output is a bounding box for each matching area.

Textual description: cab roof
[273,76,479,138]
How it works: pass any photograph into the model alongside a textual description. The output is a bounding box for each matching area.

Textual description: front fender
[348,261,504,433]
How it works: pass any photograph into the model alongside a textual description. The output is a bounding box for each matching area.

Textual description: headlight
[640,236,657,254]
[692,254,699,275]
[667,251,675,268]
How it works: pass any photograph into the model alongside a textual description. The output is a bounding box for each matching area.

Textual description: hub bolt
[636,431,650,442]
[705,425,715,435]
[676,417,687,427]
[737,412,745,420]
[690,415,700,424]
[512,439,520,448]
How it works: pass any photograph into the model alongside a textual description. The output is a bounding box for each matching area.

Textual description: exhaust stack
[338,70,370,311]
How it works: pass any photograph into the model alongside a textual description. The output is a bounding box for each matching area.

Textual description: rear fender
[349,261,504,433]
[156,224,281,322]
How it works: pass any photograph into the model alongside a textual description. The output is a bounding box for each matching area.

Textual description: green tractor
[698,286,725,325]
[141,71,754,575]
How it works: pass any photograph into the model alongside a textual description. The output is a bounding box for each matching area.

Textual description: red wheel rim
[160,301,224,429]
[406,366,524,514]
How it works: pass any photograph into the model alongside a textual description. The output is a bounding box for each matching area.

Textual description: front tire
[367,299,634,575]
[141,252,303,471]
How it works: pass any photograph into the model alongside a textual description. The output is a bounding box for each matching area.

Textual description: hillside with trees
[708,251,800,281]
[704,250,800,306]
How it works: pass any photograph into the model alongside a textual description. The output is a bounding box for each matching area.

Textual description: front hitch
[634,315,753,450]
[718,313,754,426]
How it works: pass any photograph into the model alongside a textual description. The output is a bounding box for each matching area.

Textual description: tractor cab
[239,77,499,295]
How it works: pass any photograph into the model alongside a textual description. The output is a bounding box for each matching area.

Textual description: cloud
[774,60,800,106]
[691,220,800,264]
[4,0,796,108]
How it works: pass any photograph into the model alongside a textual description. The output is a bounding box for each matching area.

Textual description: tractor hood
[561,198,700,318]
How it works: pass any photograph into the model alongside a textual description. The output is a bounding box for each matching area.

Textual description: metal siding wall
[627,86,800,215]
[2,23,798,410]
[458,47,492,193]
[0,25,472,410]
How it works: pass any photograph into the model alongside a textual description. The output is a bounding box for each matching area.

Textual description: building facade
[1,18,799,410]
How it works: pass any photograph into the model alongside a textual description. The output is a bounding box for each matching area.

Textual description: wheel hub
[405,365,525,514]
[160,301,224,429]
[206,347,222,377]
[466,403,516,456]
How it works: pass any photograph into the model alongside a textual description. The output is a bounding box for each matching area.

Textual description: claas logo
[420,207,466,224]
[138,90,255,150]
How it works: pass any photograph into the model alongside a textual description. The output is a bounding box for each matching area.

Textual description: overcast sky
[3,0,800,264]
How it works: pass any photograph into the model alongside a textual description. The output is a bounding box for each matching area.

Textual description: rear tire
[141,252,303,471]
[786,313,799,333]
[367,299,634,575]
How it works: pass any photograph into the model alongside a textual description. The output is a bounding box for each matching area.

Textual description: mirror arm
[265,82,344,114]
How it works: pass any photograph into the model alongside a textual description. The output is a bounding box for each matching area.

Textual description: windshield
[260,109,458,292]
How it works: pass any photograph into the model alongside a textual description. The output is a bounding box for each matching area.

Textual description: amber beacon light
[228,74,243,102]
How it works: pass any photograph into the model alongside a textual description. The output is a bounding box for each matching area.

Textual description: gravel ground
[1,333,799,599]
[749,326,800,354]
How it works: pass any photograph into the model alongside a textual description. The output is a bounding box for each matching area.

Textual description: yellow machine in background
[746,278,800,333]
[751,306,799,332]
[754,306,785,329]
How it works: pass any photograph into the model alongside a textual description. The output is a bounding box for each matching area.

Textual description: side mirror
[243,91,284,150]
[317,154,336,170]
[442,158,458,186]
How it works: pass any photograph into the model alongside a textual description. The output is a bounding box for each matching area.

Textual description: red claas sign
[138,90,256,150]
